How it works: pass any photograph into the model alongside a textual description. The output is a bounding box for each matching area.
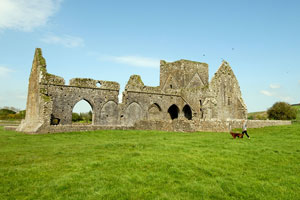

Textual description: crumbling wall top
[35,48,65,86]
[41,73,65,85]
[125,75,162,93]
[69,78,119,90]
[125,75,144,91]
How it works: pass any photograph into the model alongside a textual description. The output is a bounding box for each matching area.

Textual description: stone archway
[168,104,179,120]
[72,99,94,125]
[183,104,192,120]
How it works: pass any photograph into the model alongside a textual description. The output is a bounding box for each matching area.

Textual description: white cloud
[100,55,159,68]
[0,0,62,31]
[41,34,84,48]
[269,84,280,89]
[0,66,14,77]
[260,90,273,97]
[279,96,294,103]
[260,88,295,103]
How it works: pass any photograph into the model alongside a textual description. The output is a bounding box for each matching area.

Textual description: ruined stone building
[17,48,290,134]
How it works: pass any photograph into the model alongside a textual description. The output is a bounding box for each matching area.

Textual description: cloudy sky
[0,0,299,112]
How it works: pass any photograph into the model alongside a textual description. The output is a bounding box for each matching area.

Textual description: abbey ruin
[17,48,290,134]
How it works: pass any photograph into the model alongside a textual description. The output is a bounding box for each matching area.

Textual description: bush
[0,109,16,115]
[247,115,254,120]
[72,112,92,123]
[267,102,297,120]
[72,113,82,122]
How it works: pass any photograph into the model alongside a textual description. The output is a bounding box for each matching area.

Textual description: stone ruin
[17,48,290,134]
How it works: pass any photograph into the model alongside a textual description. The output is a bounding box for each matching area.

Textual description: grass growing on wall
[0,125,300,200]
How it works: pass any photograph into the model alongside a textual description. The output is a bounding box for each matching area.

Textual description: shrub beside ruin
[267,102,297,120]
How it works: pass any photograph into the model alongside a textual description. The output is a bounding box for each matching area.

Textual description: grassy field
[0,125,300,200]
[247,111,268,120]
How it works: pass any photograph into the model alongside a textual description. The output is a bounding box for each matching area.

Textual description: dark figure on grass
[242,120,250,139]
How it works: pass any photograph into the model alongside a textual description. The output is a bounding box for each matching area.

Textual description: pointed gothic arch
[168,104,179,120]
[100,101,118,125]
[124,102,143,126]
[72,99,93,125]
[148,103,162,120]
[183,104,192,120]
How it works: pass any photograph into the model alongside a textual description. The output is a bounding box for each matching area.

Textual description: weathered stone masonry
[17,48,290,134]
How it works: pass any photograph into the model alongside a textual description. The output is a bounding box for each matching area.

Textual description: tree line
[72,111,92,123]
[0,108,26,120]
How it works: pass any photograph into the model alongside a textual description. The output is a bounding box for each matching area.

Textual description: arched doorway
[148,103,162,120]
[168,104,179,120]
[72,99,93,125]
[183,104,192,120]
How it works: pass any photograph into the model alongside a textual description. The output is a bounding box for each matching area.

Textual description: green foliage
[267,102,297,120]
[293,105,300,119]
[291,105,300,123]
[247,111,268,120]
[0,109,16,115]
[0,109,25,120]
[72,111,92,123]
[36,48,46,67]
[1,125,300,199]
[19,110,26,118]
[247,115,254,120]
[72,112,82,122]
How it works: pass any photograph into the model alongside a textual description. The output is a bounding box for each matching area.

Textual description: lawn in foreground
[0,125,300,200]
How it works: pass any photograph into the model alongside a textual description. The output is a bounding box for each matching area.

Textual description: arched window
[183,104,192,120]
[72,99,93,125]
[168,104,179,120]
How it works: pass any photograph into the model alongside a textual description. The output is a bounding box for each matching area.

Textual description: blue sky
[0,0,299,112]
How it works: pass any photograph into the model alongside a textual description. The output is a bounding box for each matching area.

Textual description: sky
[0,0,299,113]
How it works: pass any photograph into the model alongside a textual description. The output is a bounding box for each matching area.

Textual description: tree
[267,102,297,120]
[80,111,92,123]
[72,112,82,122]
[0,109,16,120]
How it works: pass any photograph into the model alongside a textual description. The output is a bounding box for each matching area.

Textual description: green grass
[293,105,300,120]
[0,125,300,200]
[247,111,268,120]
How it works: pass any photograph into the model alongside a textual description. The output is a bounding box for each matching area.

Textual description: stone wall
[134,119,291,133]
[18,48,287,134]
[47,85,119,125]
[160,60,209,91]
[16,119,292,134]
[209,61,247,120]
